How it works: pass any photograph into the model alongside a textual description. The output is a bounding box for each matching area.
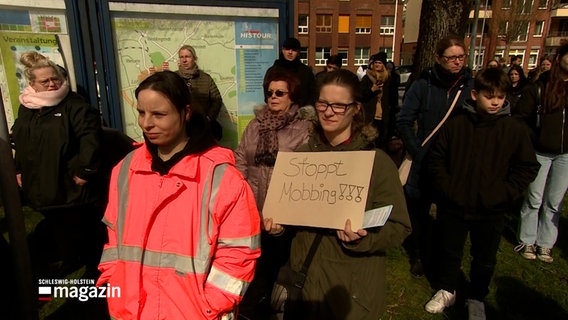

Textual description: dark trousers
[30,205,106,278]
[402,193,435,276]
[434,211,505,301]
[239,232,293,320]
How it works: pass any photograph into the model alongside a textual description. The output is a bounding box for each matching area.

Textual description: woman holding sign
[265,69,411,319]
[235,70,313,318]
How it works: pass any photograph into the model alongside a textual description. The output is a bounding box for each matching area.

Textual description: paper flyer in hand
[362,205,393,228]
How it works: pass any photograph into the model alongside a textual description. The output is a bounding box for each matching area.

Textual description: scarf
[254,106,297,166]
[176,66,200,87]
[18,81,70,109]
[433,64,465,90]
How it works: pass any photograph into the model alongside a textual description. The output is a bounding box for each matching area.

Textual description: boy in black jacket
[424,68,540,319]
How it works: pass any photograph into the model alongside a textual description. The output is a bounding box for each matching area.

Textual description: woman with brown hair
[515,44,568,264]
[265,70,410,320]
[396,35,474,279]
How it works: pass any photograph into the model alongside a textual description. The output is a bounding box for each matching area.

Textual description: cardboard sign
[262,151,376,230]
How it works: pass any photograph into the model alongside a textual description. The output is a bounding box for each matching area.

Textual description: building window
[316,14,332,33]
[338,15,350,33]
[518,0,533,14]
[300,47,308,65]
[498,21,508,37]
[528,49,539,69]
[338,49,349,66]
[380,16,395,35]
[494,49,505,63]
[538,0,548,9]
[502,0,511,9]
[298,15,308,34]
[355,15,371,34]
[472,48,485,71]
[534,21,544,37]
[379,47,393,61]
[355,47,370,66]
[515,21,530,41]
[508,49,525,65]
[315,47,331,66]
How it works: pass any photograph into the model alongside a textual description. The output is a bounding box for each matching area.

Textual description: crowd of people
[7,34,567,320]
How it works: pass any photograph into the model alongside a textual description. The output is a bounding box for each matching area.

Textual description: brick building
[401,0,568,73]
[293,0,404,73]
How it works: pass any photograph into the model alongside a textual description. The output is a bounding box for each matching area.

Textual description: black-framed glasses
[265,90,289,98]
[441,54,466,62]
[315,100,356,115]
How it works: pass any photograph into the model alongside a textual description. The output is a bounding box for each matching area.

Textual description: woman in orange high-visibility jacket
[97,71,261,320]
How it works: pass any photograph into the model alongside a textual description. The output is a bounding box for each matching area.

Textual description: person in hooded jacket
[396,35,474,279]
[97,71,261,320]
[425,67,539,318]
[235,70,312,319]
[264,37,316,107]
[264,69,411,320]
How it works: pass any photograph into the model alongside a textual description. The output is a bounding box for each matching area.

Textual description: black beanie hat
[370,51,388,66]
[282,37,301,51]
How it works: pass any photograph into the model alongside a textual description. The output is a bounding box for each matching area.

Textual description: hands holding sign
[264,217,368,244]
[263,218,284,236]
[337,219,368,243]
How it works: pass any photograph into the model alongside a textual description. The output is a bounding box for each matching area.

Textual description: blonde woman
[361,52,397,148]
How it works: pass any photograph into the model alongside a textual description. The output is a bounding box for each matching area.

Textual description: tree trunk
[412,0,474,79]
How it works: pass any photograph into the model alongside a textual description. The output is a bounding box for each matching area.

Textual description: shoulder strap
[421,89,462,146]
[295,233,323,288]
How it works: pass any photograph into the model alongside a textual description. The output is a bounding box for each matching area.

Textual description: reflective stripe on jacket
[97,145,261,319]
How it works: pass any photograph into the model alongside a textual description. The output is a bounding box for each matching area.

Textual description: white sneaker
[466,299,486,320]
[537,246,554,263]
[425,289,455,313]
[514,243,536,260]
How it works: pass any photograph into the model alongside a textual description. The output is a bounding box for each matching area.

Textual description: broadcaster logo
[38,279,120,302]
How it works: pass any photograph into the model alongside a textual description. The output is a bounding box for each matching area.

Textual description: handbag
[398,89,462,185]
[271,234,323,314]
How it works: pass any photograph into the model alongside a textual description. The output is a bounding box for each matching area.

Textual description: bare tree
[412,0,474,79]
[490,0,547,63]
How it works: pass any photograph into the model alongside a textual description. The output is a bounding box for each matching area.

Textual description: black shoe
[410,259,424,278]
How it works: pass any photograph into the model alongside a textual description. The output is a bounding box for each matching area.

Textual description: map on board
[112,15,278,148]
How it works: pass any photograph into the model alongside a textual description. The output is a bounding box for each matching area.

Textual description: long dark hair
[135,71,215,151]
[543,43,568,113]
[508,64,527,88]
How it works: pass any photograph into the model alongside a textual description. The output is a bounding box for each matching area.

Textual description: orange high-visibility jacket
[97,145,261,319]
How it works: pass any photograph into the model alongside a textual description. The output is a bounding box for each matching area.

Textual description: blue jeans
[518,152,568,248]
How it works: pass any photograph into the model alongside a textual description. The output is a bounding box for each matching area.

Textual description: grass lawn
[1,198,567,319]
[384,200,568,320]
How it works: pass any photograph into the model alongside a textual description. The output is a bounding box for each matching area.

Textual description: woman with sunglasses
[12,51,104,277]
[235,70,313,319]
[396,34,473,280]
[264,69,411,320]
